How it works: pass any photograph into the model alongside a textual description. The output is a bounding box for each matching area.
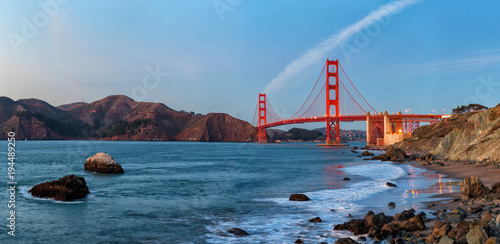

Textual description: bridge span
[254,59,444,146]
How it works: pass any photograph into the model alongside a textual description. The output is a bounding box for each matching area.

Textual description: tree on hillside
[452,104,488,114]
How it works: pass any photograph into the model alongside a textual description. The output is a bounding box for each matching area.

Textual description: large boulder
[491,182,500,195]
[460,176,489,199]
[466,226,488,244]
[28,175,90,201]
[84,152,124,174]
[228,228,249,236]
[289,194,310,201]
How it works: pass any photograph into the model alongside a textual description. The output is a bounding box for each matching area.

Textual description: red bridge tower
[258,93,267,143]
[325,59,341,145]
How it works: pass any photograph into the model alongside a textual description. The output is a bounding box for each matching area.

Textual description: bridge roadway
[257,114,443,129]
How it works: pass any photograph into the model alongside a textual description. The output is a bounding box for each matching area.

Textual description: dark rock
[334,219,368,235]
[491,182,500,195]
[294,239,304,244]
[343,177,351,181]
[424,153,434,161]
[460,176,490,199]
[335,238,359,244]
[399,214,425,232]
[371,147,407,162]
[381,222,400,237]
[432,221,452,238]
[353,146,358,150]
[435,162,445,167]
[28,175,90,201]
[289,194,310,201]
[480,212,494,225]
[391,238,403,244]
[422,161,431,166]
[362,151,374,157]
[388,202,396,209]
[309,217,322,223]
[228,228,249,236]
[368,226,382,241]
[357,236,366,242]
[394,209,416,221]
[84,152,124,174]
[467,206,483,214]
[426,235,436,244]
[446,208,466,223]
[386,182,397,188]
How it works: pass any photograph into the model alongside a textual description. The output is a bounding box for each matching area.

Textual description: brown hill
[0,95,257,142]
[395,103,500,163]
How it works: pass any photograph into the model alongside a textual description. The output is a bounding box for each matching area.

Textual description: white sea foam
[205,162,409,243]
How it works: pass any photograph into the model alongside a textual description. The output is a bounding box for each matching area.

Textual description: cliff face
[0,95,257,142]
[395,104,500,163]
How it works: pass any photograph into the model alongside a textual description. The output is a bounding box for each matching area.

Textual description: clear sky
[1,0,500,130]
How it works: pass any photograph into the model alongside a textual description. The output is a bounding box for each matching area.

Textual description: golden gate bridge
[253,59,443,146]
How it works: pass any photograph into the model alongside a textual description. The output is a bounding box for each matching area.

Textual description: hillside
[0,95,257,142]
[395,103,500,163]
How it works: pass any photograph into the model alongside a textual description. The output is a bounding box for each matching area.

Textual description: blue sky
[1,0,500,130]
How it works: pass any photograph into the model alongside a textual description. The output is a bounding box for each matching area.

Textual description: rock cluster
[28,175,90,201]
[371,147,407,162]
[84,152,124,174]
[334,209,425,242]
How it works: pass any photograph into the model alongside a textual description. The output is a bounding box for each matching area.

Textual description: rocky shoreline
[284,147,500,243]
[333,147,500,244]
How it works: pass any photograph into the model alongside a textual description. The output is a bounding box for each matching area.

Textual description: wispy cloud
[264,0,421,93]
[413,50,500,73]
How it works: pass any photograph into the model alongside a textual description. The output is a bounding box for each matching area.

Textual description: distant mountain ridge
[0,95,258,142]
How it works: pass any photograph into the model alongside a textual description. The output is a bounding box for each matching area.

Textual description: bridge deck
[257,114,443,129]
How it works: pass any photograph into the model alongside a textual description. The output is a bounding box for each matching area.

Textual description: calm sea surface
[0,141,458,243]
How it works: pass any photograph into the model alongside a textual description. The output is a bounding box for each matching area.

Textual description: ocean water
[0,141,458,243]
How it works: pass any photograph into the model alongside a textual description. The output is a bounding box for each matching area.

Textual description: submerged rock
[28,175,90,201]
[361,151,374,157]
[309,217,322,222]
[460,176,489,199]
[388,202,396,209]
[289,194,310,201]
[228,228,249,236]
[84,152,124,174]
[386,182,397,187]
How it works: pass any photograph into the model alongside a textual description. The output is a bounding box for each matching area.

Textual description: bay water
[0,141,457,243]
